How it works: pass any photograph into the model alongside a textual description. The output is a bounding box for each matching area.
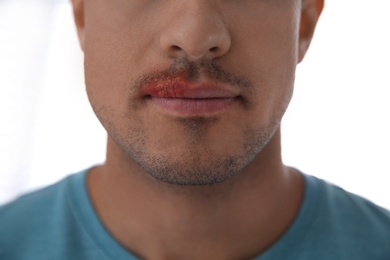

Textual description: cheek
[82,2,159,108]
[83,38,144,130]
[233,17,298,123]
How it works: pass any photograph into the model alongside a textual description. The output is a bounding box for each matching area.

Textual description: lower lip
[147,97,238,116]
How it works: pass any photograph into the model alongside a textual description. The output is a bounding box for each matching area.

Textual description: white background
[0,0,389,208]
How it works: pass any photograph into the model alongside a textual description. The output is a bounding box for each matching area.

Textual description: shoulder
[303,174,390,258]
[0,176,71,234]
[0,177,67,258]
[314,175,390,228]
[0,171,106,260]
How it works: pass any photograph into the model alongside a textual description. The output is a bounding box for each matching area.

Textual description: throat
[87,164,303,259]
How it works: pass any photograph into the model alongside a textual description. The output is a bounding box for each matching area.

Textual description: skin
[71,0,323,259]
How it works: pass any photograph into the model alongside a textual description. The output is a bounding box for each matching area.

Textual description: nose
[159,3,231,61]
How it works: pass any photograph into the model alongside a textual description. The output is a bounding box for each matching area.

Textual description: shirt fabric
[0,170,389,260]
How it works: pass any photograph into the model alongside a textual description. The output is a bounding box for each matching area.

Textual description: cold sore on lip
[144,79,240,116]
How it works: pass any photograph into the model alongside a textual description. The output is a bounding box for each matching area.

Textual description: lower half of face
[83,0,299,185]
[87,67,294,185]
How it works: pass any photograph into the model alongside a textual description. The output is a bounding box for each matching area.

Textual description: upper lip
[143,79,239,99]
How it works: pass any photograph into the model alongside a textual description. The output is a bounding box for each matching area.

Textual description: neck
[88,129,303,259]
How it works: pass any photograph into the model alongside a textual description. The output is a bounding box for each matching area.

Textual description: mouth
[143,79,241,116]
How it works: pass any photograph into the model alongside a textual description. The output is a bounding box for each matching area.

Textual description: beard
[103,116,280,186]
[90,58,288,186]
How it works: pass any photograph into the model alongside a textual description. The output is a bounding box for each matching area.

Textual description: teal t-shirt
[0,170,389,259]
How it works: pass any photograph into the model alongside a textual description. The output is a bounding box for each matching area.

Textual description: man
[1,0,389,259]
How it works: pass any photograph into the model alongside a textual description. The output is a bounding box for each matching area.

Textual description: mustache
[129,58,254,92]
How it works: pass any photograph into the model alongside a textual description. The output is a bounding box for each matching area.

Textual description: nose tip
[159,9,231,61]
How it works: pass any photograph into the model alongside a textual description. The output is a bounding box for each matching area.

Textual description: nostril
[171,45,182,51]
[210,47,218,53]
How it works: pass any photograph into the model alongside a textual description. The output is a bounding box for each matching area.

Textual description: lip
[143,80,240,116]
[147,97,238,116]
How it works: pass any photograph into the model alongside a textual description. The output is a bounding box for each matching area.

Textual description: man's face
[78,0,313,185]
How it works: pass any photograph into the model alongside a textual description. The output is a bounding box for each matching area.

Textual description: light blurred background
[0,0,389,208]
